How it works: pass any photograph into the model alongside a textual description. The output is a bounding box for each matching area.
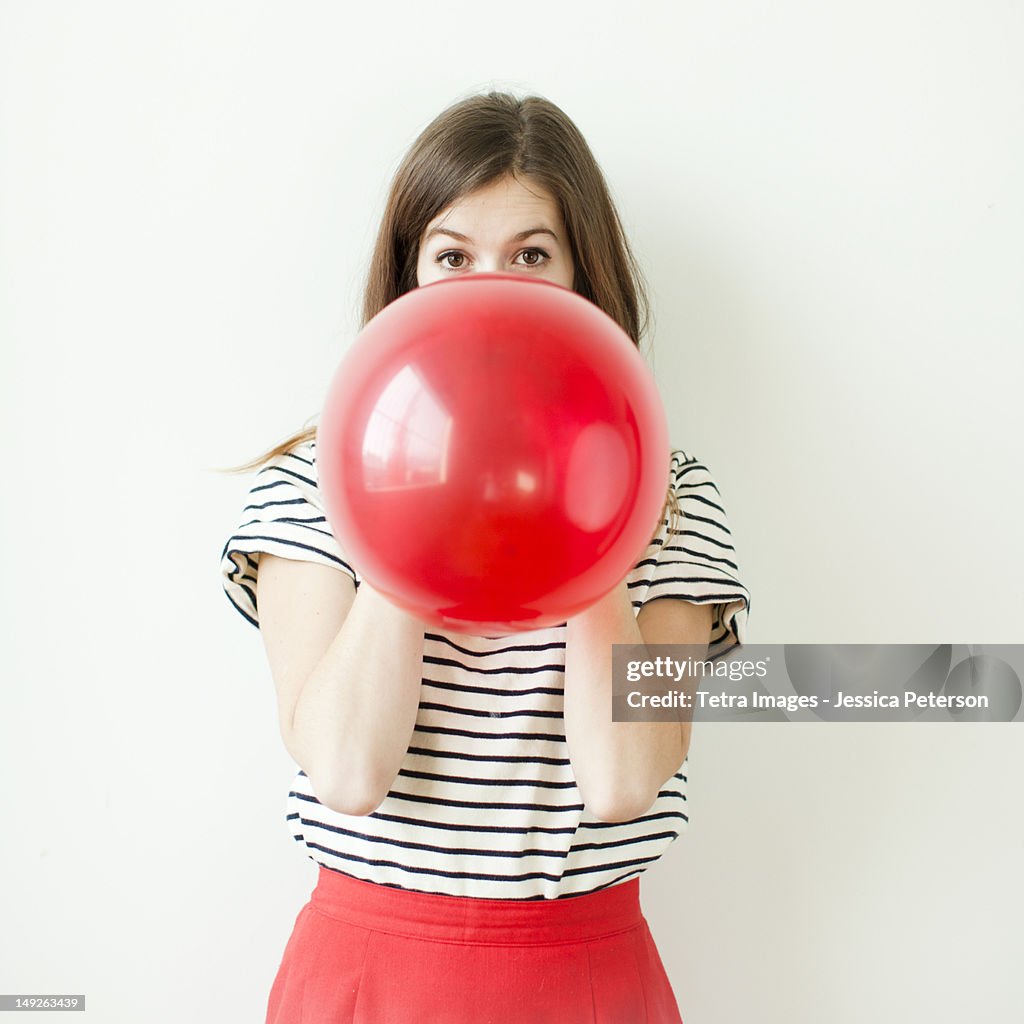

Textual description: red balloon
[316,273,669,635]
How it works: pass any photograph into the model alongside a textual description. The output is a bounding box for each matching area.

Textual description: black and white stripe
[221,438,750,899]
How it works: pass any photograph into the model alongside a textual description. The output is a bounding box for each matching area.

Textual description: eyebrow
[423,226,560,244]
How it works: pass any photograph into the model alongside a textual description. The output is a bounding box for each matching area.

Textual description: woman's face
[415,174,575,290]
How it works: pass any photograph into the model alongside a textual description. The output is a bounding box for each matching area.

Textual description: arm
[563,582,713,822]
[255,554,426,816]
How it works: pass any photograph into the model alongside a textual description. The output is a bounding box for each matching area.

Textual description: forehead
[425,175,562,233]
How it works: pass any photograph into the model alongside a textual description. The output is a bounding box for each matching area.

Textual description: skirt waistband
[309,867,644,946]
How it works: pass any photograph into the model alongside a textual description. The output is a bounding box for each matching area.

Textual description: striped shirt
[220,437,750,900]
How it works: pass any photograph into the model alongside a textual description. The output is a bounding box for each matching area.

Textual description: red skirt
[267,866,684,1023]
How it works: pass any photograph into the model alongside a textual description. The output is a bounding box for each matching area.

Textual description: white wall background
[2,2,1022,1021]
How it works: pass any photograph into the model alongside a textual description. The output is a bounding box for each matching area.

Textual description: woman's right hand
[256,555,427,816]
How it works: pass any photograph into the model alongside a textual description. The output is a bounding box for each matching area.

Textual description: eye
[436,250,468,270]
[515,248,551,267]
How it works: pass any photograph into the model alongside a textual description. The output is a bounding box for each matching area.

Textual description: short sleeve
[219,438,359,629]
[629,449,751,659]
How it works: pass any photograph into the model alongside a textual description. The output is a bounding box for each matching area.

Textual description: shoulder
[669,448,696,470]
[252,436,321,494]
[268,435,317,472]
[668,447,722,492]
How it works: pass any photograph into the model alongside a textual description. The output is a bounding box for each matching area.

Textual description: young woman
[220,90,750,1024]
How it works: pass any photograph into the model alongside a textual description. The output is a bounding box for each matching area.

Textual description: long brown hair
[217,90,680,537]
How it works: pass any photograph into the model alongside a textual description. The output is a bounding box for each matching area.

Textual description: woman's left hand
[562,580,712,822]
